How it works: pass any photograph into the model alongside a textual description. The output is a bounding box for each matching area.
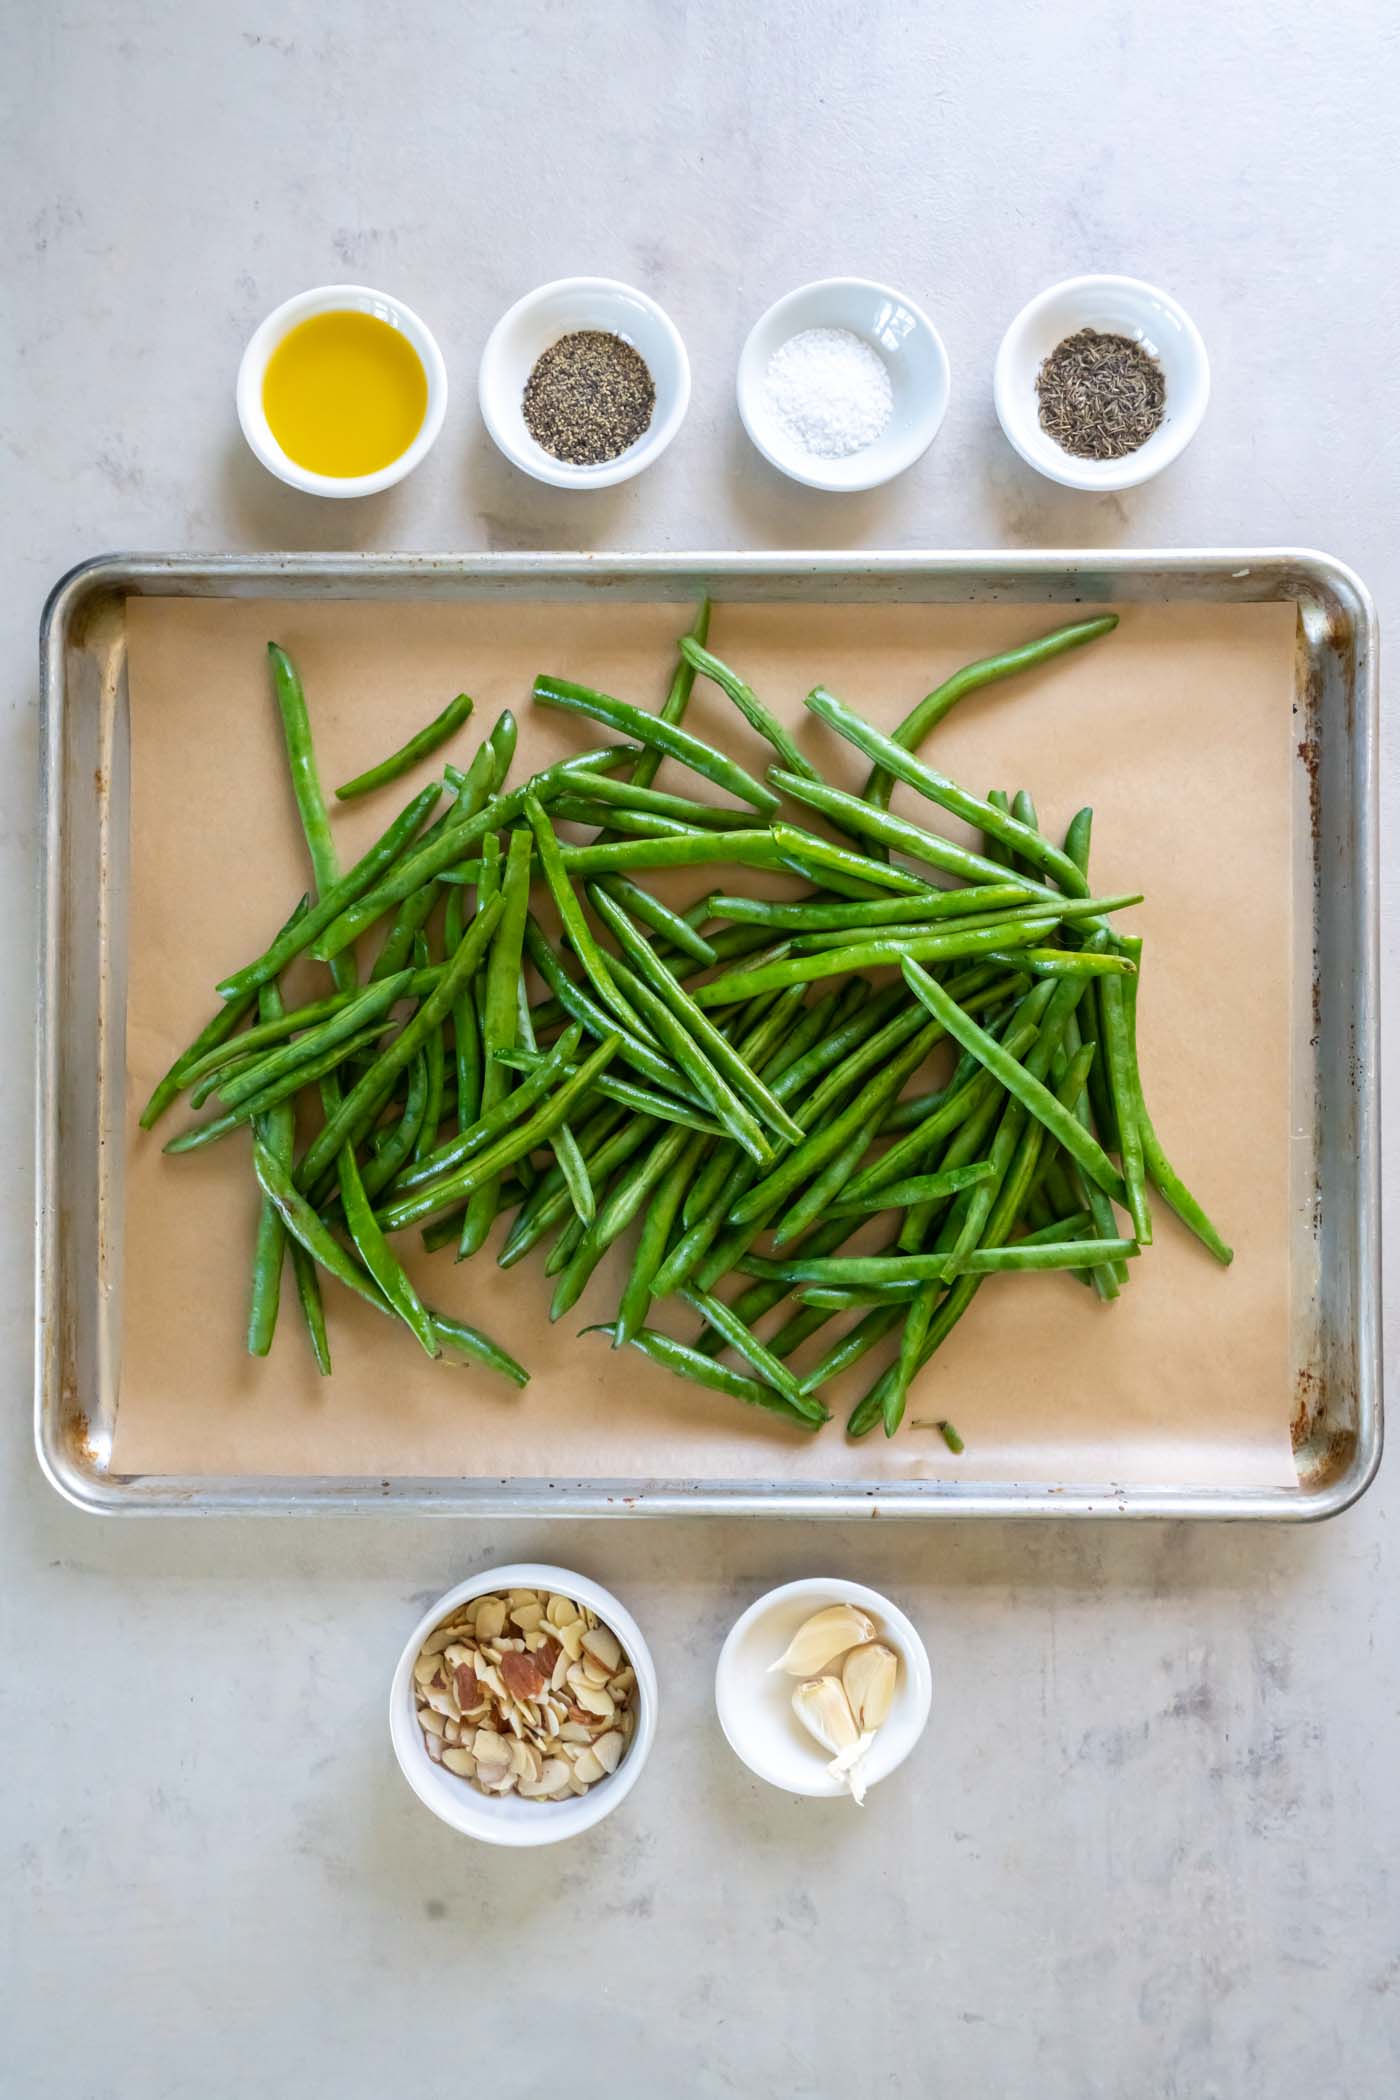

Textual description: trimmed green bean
[215,969,415,1109]
[490,1048,723,1135]
[598,873,717,966]
[675,1285,816,1411]
[947,1238,1137,1276]
[828,1160,997,1217]
[678,637,822,783]
[581,1324,826,1430]
[608,957,773,1165]
[460,829,533,1258]
[161,1021,394,1155]
[391,1025,584,1196]
[559,769,753,833]
[616,1129,710,1342]
[334,691,474,800]
[861,616,1119,815]
[627,598,710,795]
[1120,933,1232,1265]
[692,918,1055,1006]
[771,770,1057,900]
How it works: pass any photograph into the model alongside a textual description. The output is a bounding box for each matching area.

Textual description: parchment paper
[117,595,1297,1486]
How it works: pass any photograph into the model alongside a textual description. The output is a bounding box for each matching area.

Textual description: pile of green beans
[142,608,1231,1440]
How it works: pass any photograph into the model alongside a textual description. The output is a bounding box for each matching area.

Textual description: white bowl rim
[714,1575,932,1798]
[736,274,952,493]
[389,1562,657,1847]
[993,271,1210,492]
[476,274,691,490]
[235,282,449,499]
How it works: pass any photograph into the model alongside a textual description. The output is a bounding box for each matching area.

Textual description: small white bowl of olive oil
[236,283,448,498]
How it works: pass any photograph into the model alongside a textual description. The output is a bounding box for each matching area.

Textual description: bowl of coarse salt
[737,277,951,493]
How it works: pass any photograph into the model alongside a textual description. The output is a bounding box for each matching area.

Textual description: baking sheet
[115,595,1297,1486]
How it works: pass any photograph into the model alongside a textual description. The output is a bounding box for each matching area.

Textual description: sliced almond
[580,1624,622,1672]
[500,1649,548,1703]
[510,1602,544,1633]
[580,1655,612,1688]
[519,1755,571,1798]
[549,1649,570,1692]
[546,1594,576,1628]
[559,1620,585,1661]
[572,1682,615,1721]
[592,1730,626,1774]
[558,1720,593,1744]
[507,1588,537,1609]
[417,1708,448,1739]
[424,1729,445,1764]
[412,1652,441,1687]
[420,1626,456,1659]
[474,1597,507,1641]
[570,1748,606,1784]
[441,1747,477,1778]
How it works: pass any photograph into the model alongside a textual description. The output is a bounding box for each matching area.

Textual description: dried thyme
[1036,328,1166,461]
[522,330,656,466]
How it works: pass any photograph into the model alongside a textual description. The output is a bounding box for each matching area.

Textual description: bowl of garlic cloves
[714,1579,931,1804]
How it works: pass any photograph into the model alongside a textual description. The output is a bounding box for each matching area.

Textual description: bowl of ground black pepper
[994,274,1209,491]
[478,277,690,488]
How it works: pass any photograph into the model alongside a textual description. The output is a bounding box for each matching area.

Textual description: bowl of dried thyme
[478,276,690,489]
[993,273,1209,491]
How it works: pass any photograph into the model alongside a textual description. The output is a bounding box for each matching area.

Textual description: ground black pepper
[1035,328,1166,461]
[522,331,656,465]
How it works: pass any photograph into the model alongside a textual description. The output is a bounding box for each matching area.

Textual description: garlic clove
[791,1675,860,1759]
[842,1641,899,1733]
[768,1604,878,1677]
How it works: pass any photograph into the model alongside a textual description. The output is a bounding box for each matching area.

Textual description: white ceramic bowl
[236,283,448,499]
[477,277,690,489]
[994,272,1209,491]
[736,277,951,493]
[390,1563,658,1847]
[715,1577,931,1800]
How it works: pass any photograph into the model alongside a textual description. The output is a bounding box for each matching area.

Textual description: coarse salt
[763,327,894,460]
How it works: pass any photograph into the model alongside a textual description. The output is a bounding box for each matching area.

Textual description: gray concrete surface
[3,3,1397,2093]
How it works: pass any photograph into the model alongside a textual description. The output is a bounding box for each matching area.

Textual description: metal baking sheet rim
[34,549,1382,1520]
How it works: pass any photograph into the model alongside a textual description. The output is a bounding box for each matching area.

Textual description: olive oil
[262,309,427,477]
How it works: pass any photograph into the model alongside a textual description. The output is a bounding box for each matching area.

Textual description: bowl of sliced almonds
[391,1564,657,1846]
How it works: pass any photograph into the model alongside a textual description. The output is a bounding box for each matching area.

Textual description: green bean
[790,894,1139,953]
[901,961,1126,1204]
[294,894,503,1192]
[1091,930,1152,1243]
[140,981,263,1129]
[523,792,650,1043]
[556,832,787,878]
[675,1286,817,1412]
[800,1301,905,1400]
[616,1129,710,1342]
[981,789,1013,869]
[895,1004,1045,1253]
[1119,934,1232,1265]
[487,708,518,788]
[558,769,753,833]
[770,823,932,897]
[334,691,474,800]
[589,884,804,1146]
[598,874,717,966]
[708,883,1032,934]
[214,969,415,1109]
[459,829,533,1257]
[804,691,1090,896]
[246,977,294,1357]
[1064,806,1094,877]
[862,616,1119,816]
[161,1021,394,1155]
[678,637,822,783]
[360,1052,430,1199]
[827,1160,997,1217]
[844,1008,1042,1203]
[580,1324,825,1430]
[1055,1009,1126,1295]
[489,1048,723,1135]
[693,918,1055,1007]
[442,887,482,1137]
[371,883,439,982]
[533,672,780,813]
[772,1100,891,1248]
[430,1312,529,1387]
[331,1090,439,1358]
[623,598,710,796]
[947,1238,1136,1277]
[770,770,1058,901]
[376,1034,621,1235]
[212,777,442,1004]
[798,1283,922,1310]
[550,798,698,839]
[1018,1209,1094,1246]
